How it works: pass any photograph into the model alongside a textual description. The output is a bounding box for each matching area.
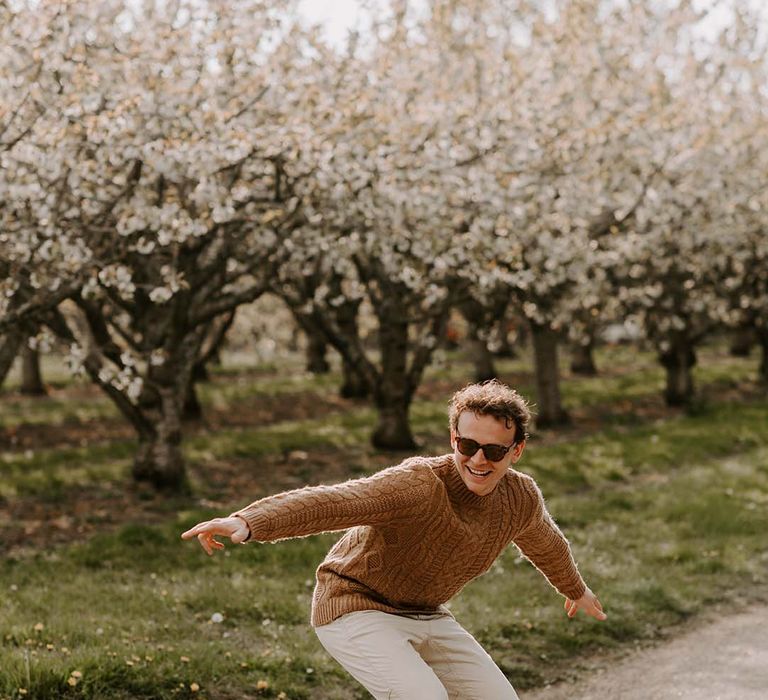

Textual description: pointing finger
[182,521,216,539]
[181,524,206,539]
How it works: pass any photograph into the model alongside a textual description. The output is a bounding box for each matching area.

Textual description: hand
[564,586,607,621]
[181,515,250,556]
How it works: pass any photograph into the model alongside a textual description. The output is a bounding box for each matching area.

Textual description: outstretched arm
[181,515,251,556]
[181,460,434,551]
[513,477,607,622]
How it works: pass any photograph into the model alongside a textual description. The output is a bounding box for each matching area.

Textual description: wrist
[231,514,252,542]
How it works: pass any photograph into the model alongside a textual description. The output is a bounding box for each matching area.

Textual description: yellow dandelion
[71,671,83,679]
[190,682,200,692]
[33,623,44,632]
[256,679,269,691]
[180,656,190,663]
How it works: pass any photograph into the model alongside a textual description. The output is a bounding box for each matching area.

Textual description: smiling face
[451,411,525,496]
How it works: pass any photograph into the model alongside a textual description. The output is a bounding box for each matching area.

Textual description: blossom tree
[600,1,768,405]
[269,7,488,448]
[0,1,88,386]
[443,0,761,416]
[709,25,768,385]
[1,0,311,490]
[416,0,664,424]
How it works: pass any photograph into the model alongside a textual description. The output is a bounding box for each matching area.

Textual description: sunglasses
[455,433,517,462]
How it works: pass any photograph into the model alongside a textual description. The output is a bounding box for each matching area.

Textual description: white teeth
[467,466,491,477]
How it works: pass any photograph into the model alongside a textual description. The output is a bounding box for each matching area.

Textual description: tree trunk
[292,311,330,374]
[492,321,517,358]
[192,361,210,383]
[49,293,211,495]
[182,381,203,422]
[372,301,416,449]
[467,334,497,382]
[336,298,368,398]
[531,322,569,426]
[197,311,235,373]
[372,400,416,450]
[730,326,754,358]
[20,345,47,395]
[659,339,696,406]
[340,357,368,398]
[182,361,208,422]
[180,313,235,422]
[0,328,26,389]
[458,298,497,381]
[132,388,189,492]
[133,433,188,492]
[570,339,598,376]
[305,332,330,374]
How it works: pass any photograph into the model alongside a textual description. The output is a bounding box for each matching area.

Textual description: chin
[461,464,501,496]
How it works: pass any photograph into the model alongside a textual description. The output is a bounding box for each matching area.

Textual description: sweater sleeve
[512,476,586,600]
[229,460,435,543]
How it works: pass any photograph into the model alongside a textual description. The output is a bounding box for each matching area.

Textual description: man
[181,380,606,699]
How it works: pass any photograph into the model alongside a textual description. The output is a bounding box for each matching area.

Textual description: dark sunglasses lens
[457,438,480,457]
[482,445,507,461]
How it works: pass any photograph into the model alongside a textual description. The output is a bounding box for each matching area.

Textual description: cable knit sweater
[230,454,586,627]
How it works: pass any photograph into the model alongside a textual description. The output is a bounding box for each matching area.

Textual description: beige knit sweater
[230,454,586,627]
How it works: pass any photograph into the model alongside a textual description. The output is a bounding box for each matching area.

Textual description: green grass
[560,342,760,413]
[2,403,767,697]
[1,529,353,699]
[0,343,766,698]
[0,394,121,429]
[0,442,135,501]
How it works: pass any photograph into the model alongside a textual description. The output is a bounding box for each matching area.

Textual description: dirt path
[523,604,768,700]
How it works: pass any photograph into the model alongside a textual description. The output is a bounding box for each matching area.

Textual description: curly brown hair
[448,379,531,444]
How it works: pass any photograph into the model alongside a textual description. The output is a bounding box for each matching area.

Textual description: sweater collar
[440,454,501,508]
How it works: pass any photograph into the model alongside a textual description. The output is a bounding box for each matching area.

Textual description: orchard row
[1,1,766,490]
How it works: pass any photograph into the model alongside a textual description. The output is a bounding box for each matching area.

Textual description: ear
[509,439,526,464]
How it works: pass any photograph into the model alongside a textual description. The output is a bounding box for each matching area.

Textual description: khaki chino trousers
[314,610,520,699]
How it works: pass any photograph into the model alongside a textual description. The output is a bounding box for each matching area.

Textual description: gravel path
[523,604,768,700]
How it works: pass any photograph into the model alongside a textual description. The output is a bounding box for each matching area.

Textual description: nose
[468,448,488,468]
